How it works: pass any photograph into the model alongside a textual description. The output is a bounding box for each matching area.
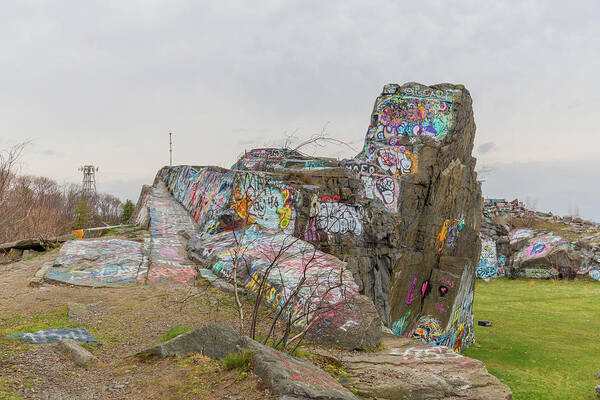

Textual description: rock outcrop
[332,334,512,400]
[477,198,600,281]
[144,82,482,351]
[139,324,359,400]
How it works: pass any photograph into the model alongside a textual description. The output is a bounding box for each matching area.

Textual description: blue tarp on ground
[6,328,100,344]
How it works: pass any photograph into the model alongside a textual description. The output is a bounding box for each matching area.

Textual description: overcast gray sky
[1,0,598,221]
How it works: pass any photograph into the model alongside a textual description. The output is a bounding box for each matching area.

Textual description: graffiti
[590,269,600,281]
[315,202,363,236]
[441,279,455,289]
[476,237,505,279]
[528,243,546,257]
[395,345,465,361]
[476,260,500,279]
[231,148,292,171]
[406,275,417,305]
[372,94,454,139]
[189,229,360,331]
[375,176,396,205]
[435,302,447,313]
[391,310,411,335]
[432,266,475,352]
[376,146,418,177]
[341,161,377,175]
[231,174,296,233]
[45,239,148,287]
[439,286,448,297]
[522,268,557,279]
[435,217,465,253]
[321,194,340,203]
[305,161,325,168]
[421,280,431,298]
[524,236,564,258]
[361,175,399,211]
[413,316,443,343]
[509,228,533,244]
[401,86,461,101]
[388,137,403,146]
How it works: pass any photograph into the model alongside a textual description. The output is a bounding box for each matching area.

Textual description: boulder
[334,334,512,400]
[243,338,357,400]
[138,324,358,400]
[55,339,98,367]
[188,229,381,350]
[510,234,574,278]
[137,324,241,359]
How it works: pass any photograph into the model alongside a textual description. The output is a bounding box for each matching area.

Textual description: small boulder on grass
[55,338,98,367]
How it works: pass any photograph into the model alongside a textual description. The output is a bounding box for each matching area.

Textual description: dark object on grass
[478,320,493,327]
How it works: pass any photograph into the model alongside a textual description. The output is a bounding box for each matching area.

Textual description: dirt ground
[0,243,275,400]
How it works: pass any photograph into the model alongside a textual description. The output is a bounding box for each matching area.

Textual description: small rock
[478,320,493,327]
[55,338,98,367]
[596,385,600,397]
[137,324,242,359]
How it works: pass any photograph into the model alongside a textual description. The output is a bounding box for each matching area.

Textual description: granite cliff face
[149,82,482,351]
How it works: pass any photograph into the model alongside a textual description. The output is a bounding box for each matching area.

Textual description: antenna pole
[169,132,173,166]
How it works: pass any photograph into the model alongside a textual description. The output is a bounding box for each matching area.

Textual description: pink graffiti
[147,266,196,284]
[441,279,455,288]
[435,302,447,313]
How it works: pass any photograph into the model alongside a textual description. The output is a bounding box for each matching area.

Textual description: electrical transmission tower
[79,165,98,197]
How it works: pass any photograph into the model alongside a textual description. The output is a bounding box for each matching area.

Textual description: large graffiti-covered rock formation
[142,82,482,352]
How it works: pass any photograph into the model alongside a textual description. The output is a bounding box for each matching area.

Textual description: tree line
[0,142,134,243]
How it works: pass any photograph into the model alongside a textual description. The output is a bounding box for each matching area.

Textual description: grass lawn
[463,279,600,400]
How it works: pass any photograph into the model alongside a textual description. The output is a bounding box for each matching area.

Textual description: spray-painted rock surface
[333,334,512,400]
[45,184,199,287]
[477,198,600,280]
[144,82,482,351]
[45,239,147,286]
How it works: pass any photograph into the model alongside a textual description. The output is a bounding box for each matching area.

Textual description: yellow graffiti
[277,190,291,228]
[435,219,451,253]
[244,271,282,309]
[231,188,255,224]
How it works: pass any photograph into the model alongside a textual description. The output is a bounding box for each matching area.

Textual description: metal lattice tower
[78,165,98,197]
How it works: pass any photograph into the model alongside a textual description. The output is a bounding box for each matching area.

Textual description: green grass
[463,279,600,400]
[161,325,193,343]
[0,307,78,337]
[221,350,252,372]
